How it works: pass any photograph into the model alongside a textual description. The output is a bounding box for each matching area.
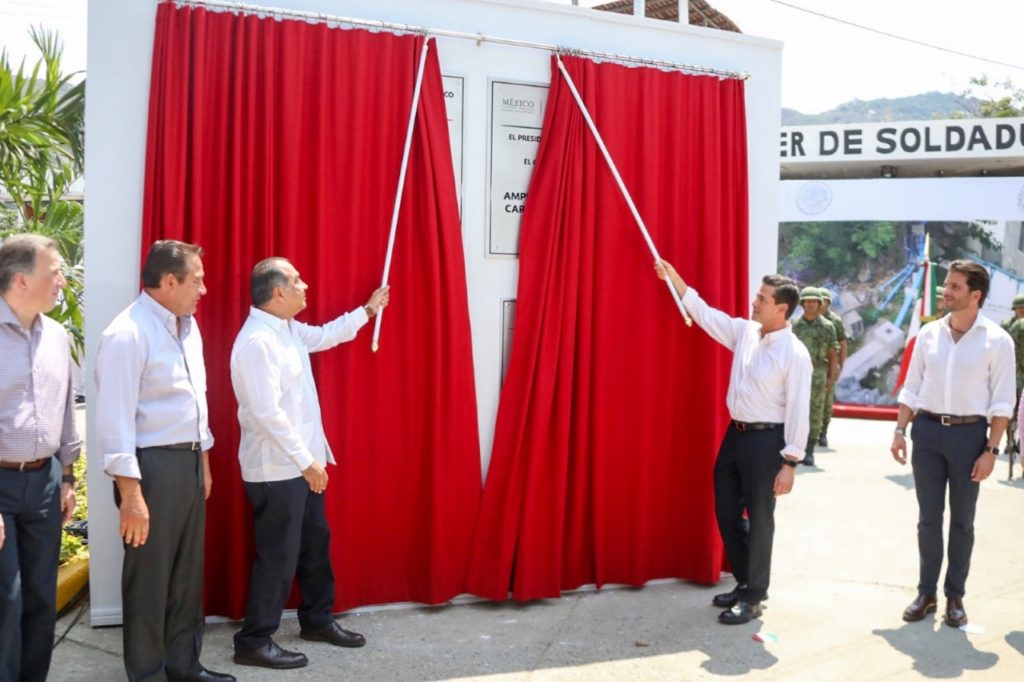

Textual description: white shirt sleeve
[293,307,370,353]
[782,349,813,459]
[681,287,744,351]
[95,329,144,479]
[987,333,1016,419]
[232,337,315,471]
[896,330,927,411]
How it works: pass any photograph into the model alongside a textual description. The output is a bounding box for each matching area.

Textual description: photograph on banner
[778,219,1024,406]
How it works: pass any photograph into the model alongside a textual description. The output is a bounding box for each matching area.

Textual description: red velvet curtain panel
[141,3,480,616]
[466,56,749,600]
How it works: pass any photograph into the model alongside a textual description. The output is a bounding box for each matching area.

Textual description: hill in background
[782,91,982,125]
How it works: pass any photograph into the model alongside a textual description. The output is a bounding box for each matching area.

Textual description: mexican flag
[893,235,937,394]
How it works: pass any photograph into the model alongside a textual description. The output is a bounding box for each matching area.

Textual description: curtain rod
[172,0,749,80]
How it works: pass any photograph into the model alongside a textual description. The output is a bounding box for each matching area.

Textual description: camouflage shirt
[823,309,847,346]
[792,315,837,370]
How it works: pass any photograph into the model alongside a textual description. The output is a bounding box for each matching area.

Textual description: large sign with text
[781,117,1024,163]
[487,80,549,255]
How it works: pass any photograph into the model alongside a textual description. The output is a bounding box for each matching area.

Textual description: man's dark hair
[141,240,203,288]
[762,274,799,318]
[948,259,990,307]
[250,257,291,307]
[0,234,58,293]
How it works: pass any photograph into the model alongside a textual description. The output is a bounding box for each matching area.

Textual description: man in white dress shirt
[95,240,233,681]
[230,257,388,670]
[656,260,812,625]
[891,259,1015,628]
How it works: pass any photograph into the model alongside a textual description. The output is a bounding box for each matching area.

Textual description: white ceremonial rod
[372,38,432,353]
[554,54,692,326]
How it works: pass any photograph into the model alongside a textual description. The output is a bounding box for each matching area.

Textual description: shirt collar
[761,322,792,344]
[138,290,192,337]
[0,294,42,334]
[940,311,987,334]
[249,306,290,332]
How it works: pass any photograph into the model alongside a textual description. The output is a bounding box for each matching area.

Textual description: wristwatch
[781,458,798,468]
[894,426,906,437]
[983,446,999,455]
[61,473,76,484]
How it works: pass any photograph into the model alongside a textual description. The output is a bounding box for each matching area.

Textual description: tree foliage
[0,27,84,359]
[953,75,1024,118]
[779,221,899,283]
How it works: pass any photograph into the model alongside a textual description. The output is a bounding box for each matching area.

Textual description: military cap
[817,287,833,302]
[799,286,822,302]
[1013,293,1024,308]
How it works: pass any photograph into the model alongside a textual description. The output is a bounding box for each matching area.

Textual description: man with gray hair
[95,240,233,681]
[231,257,388,669]
[0,234,81,682]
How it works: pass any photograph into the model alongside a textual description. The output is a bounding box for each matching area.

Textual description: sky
[2,1,1023,114]
[0,0,86,76]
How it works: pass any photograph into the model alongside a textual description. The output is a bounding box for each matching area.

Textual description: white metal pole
[372,38,432,352]
[554,54,692,326]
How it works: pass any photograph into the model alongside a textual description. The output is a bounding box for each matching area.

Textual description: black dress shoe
[711,584,746,608]
[944,596,968,627]
[233,641,309,669]
[168,668,236,681]
[718,601,762,625]
[300,621,366,648]
[902,594,937,622]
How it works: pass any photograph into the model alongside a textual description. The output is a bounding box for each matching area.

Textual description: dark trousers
[0,457,61,682]
[234,476,335,652]
[714,424,784,603]
[117,448,206,681]
[910,415,986,598]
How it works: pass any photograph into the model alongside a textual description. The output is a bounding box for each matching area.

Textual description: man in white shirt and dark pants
[892,259,1015,628]
[230,257,388,669]
[95,240,233,681]
[656,261,812,625]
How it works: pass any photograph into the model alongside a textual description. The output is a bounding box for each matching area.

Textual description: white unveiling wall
[85,0,782,624]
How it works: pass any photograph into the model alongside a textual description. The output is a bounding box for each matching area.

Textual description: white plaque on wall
[441,75,464,211]
[488,81,549,256]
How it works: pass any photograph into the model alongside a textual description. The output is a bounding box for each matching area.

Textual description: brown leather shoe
[944,597,967,628]
[902,594,937,622]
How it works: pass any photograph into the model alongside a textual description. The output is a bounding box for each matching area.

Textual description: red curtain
[141,3,481,616]
[466,56,749,600]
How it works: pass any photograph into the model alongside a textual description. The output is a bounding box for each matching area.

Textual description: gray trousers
[910,415,986,598]
[116,447,206,681]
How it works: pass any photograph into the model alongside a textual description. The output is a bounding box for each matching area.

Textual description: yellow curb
[56,556,89,613]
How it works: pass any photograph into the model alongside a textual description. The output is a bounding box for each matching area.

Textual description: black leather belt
[733,421,782,432]
[918,411,985,426]
[0,456,52,471]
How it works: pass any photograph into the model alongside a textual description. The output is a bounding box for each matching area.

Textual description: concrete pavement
[50,417,1024,680]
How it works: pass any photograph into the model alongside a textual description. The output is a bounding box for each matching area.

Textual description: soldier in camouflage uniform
[999,293,1024,332]
[1004,294,1024,458]
[817,287,847,447]
[791,287,837,466]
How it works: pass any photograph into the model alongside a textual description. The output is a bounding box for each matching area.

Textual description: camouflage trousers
[822,374,836,431]
[808,368,829,443]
